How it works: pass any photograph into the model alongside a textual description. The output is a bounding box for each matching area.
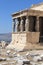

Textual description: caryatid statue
[35,16,39,32]
[15,18,19,32]
[12,19,15,32]
[25,16,29,31]
[20,18,24,32]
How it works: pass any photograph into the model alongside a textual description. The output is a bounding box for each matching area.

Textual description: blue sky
[0,0,43,33]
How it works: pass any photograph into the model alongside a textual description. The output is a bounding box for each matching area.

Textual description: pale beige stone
[7,32,40,51]
[31,4,43,11]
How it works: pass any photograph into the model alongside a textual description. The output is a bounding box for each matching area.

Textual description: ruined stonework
[7,3,43,50]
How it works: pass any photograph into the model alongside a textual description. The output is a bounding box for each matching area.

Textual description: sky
[0,0,43,33]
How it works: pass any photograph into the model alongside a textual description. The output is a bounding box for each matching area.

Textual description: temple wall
[9,32,39,50]
[27,32,40,43]
[12,32,26,44]
[12,32,40,44]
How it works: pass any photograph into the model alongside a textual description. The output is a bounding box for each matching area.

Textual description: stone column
[35,16,39,32]
[12,19,15,32]
[15,18,19,32]
[20,17,24,32]
[25,16,29,31]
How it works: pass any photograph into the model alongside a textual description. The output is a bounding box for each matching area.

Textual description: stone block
[27,32,40,43]
[7,32,40,51]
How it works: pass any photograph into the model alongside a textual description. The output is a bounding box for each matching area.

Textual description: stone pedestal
[12,32,40,43]
[7,32,40,51]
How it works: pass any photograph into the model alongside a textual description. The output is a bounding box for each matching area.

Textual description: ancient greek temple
[12,3,43,42]
[7,3,43,50]
[12,10,39,32]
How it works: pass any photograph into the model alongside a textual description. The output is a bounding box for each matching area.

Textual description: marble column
[20,17,24,32]
[25,16,29,31]
[35,16,39,32]
[12,19,15,32]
